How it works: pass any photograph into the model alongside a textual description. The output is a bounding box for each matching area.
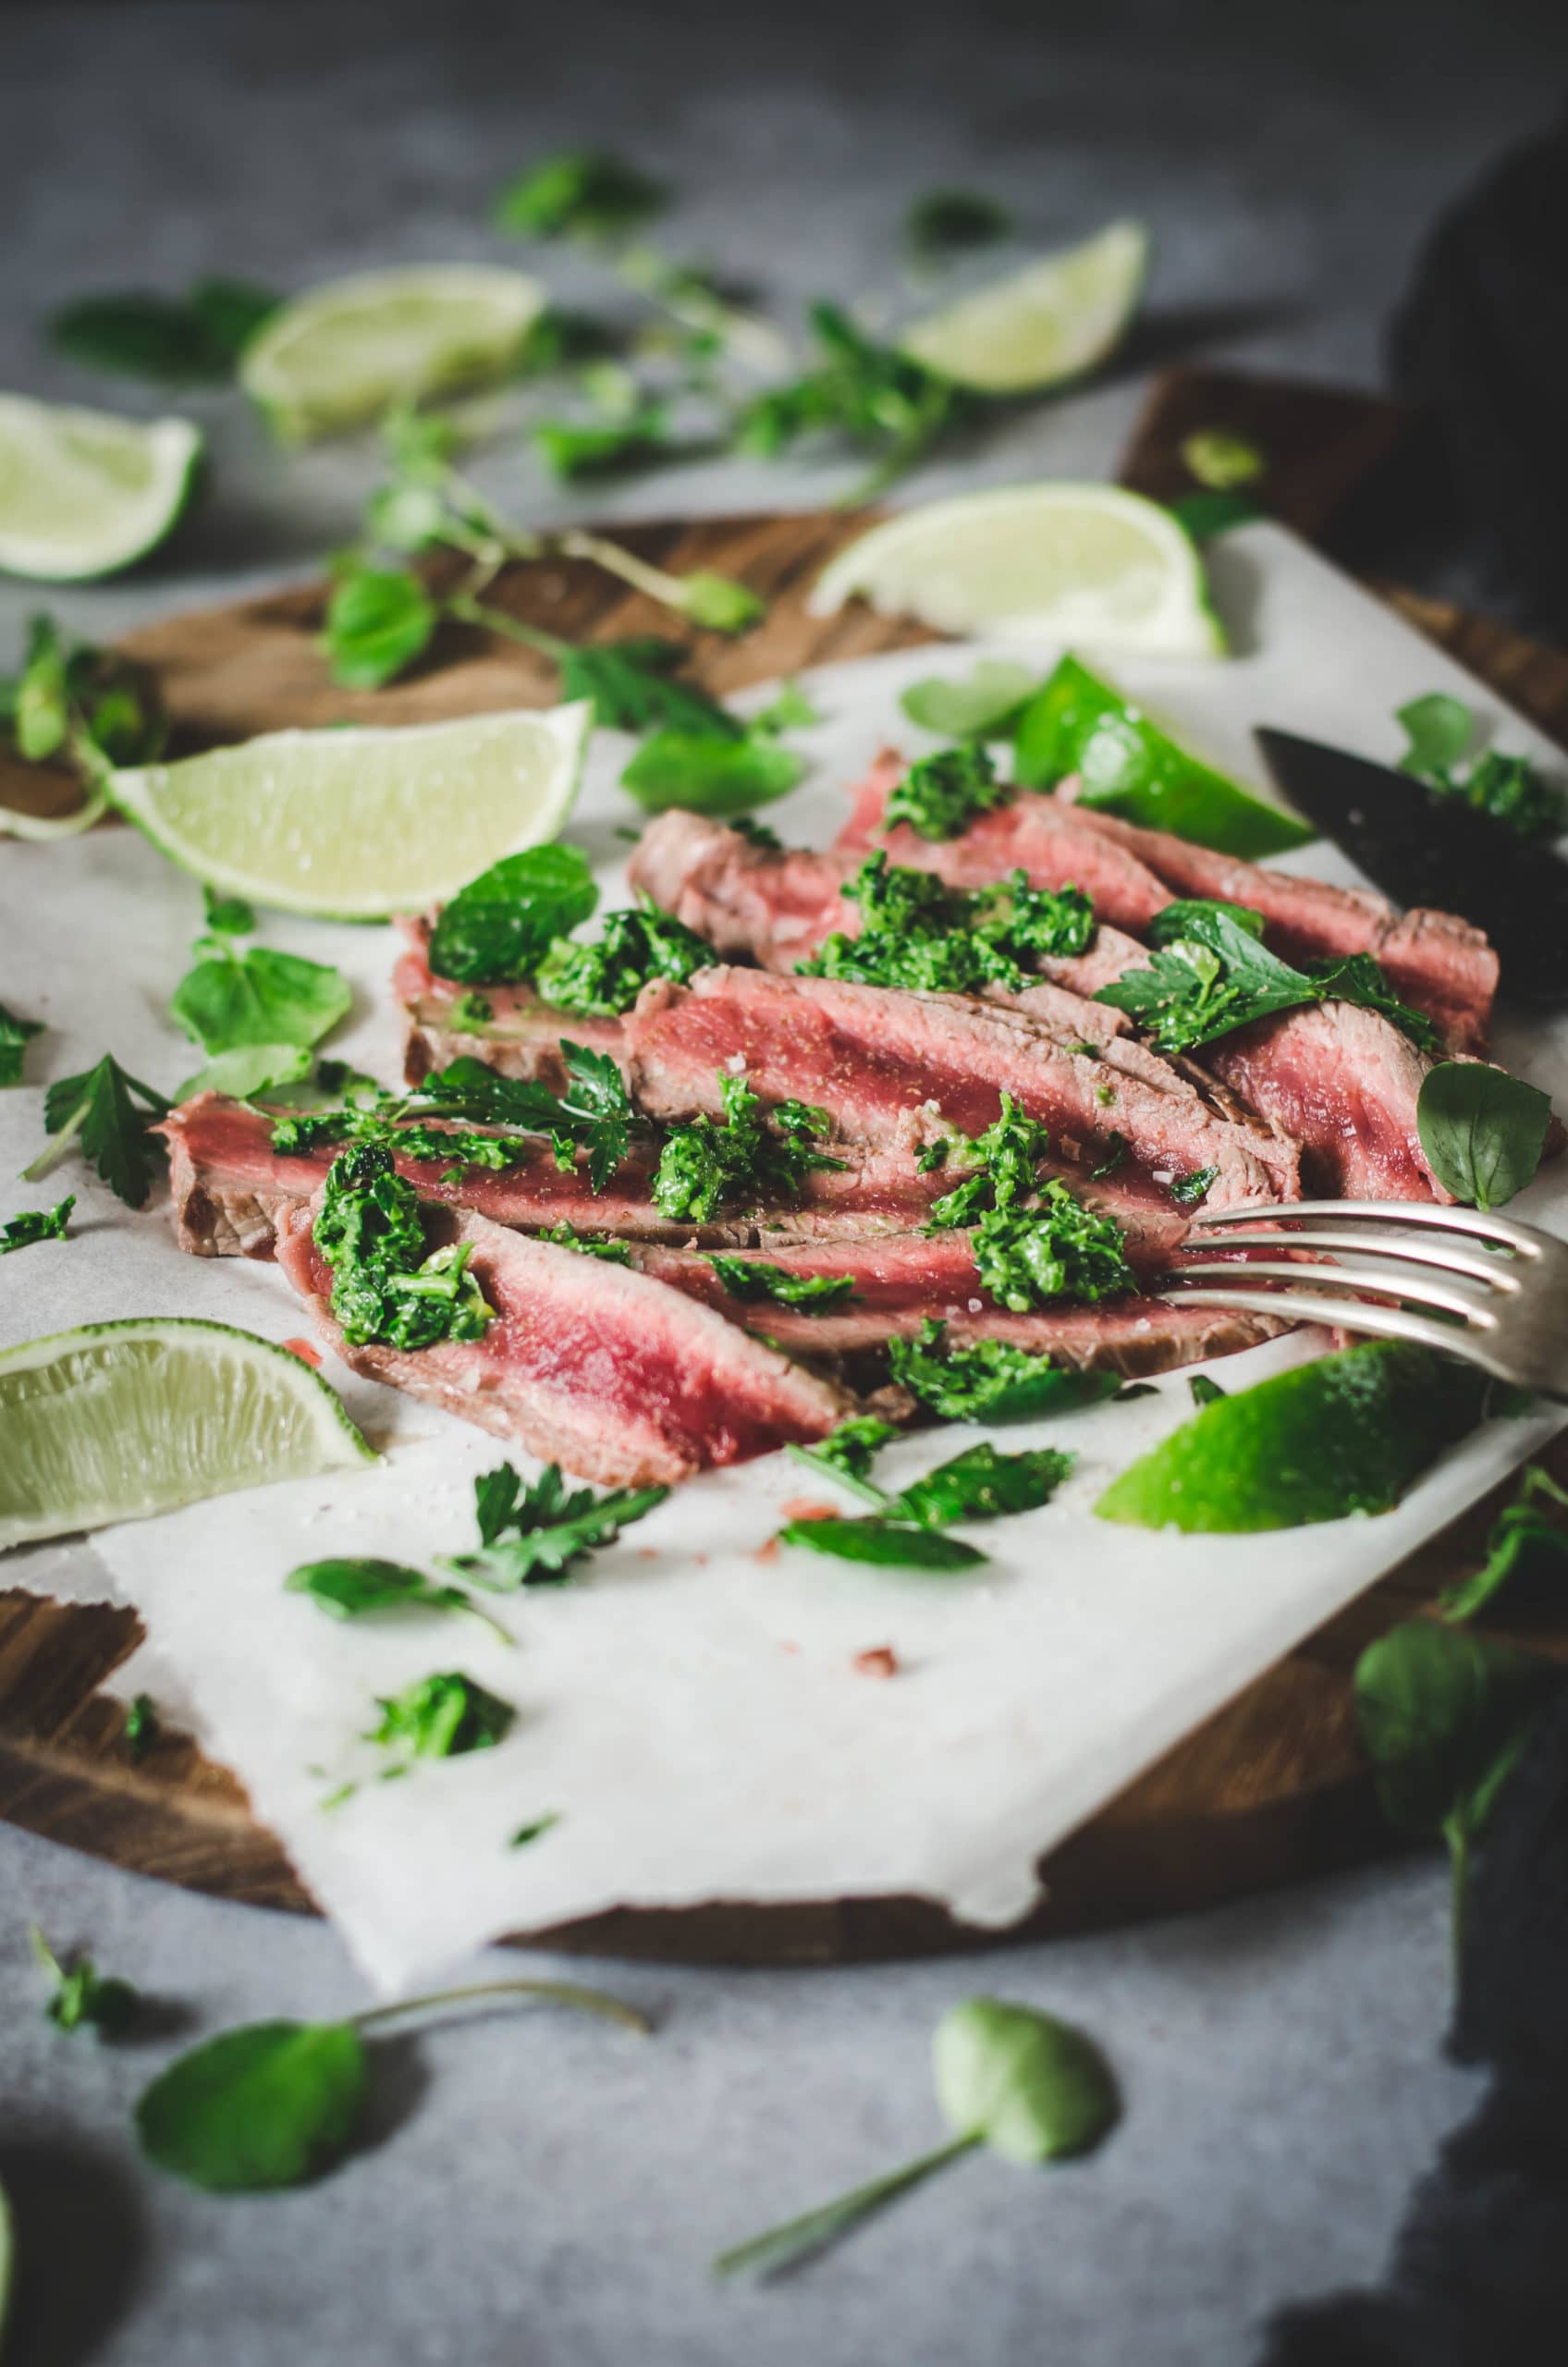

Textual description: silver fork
[1158,1200,1568,1398]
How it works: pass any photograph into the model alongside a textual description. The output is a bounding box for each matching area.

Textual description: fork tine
[1153,1284,1516,1372]
[1160,1257,1501,1325]
[1183,1227,1523,1291]
[1187,1198,1548,1256]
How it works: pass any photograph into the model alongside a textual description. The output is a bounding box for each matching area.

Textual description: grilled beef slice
[273,1198,851,1485]
[395,920,629,1088]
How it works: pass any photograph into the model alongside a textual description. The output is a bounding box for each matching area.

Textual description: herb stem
[713,2132,979,2279]
[554,527,694,615]
[349,1976,650,2037]
[783,1441,891,1512]
[21,1092,88,1183]
[446,595,574,665]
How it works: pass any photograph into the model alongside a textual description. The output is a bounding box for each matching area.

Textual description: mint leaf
[620,729,804,817]
[899,661,1036,742]
[48,279,278,382]
[321,567,439,690]
[171,944,350,1057]
[1416,1062,1552,1211]
[428,844,598,987]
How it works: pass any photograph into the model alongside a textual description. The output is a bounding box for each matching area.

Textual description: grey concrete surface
[3,3,1563,2361]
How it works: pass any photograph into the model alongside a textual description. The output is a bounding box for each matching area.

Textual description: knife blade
[1255,726,1568,1007]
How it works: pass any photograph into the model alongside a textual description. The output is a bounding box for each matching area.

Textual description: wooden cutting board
[4,366,1567,1965]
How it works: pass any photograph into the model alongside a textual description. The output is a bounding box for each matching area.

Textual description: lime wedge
[900,221,1148,393]
[0,394,201,582]
[109,701,591,919]
[239,265,545,441]
[0,1318,373,1551]
[1013,653,1314,857]
[809,482,1223,660]
[1094,1342,1488,1535]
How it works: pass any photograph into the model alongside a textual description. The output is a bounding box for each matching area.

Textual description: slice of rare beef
[395,919,629,1088]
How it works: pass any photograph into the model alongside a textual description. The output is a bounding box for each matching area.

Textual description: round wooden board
[4,366,1568,1964]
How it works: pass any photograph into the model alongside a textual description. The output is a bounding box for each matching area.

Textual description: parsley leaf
[801,853,1093,995]
[778,1516,988,1570]
[1415,1061,1552,1211]
[1,1194,74,1255]
[1169,1165,1218,1206]
[368,1671,515,1761]
[652,1073,845,1223]
[970,1186,1137,1312]
[739,301,969,498]
[889,1441,1074,1527]
[536,900,712,1015]
[427,844,599,987]
[706,1255,860,1312]
[441,1459,668,1590]
[887,1320,1121,1422]
[1094,899,1439,1055]
[1439,1465,1568,1625]
[620,728,806,817]
[48,279,277,382]
[1396,693,1566,842]
[0,999,43,1088]
[286,1556,509,1645]
[884,742,1013,840]
[313,1142,493,1351]
[31,1925,139,2037]
[28,1054,170,1206]
[904,190,1013,262]
[320,566,439,690]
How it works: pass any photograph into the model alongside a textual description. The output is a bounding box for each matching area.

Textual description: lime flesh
[0,1319,372,1551]
[900,221,1149,394]
[810,482,1224,661]
[0,395,201,582]
[108,701,591,919]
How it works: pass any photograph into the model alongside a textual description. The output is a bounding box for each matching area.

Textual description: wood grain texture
[3,366,1567,1963]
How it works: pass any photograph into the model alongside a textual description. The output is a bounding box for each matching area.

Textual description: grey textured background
[3,2,1564,2361]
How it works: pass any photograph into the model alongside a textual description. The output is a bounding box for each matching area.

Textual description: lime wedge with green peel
[0,1318,373,1551]
[239,265,545,441]
[1095,1342,1488,1535]
[109,701,591,919]
[0,395,201,582]
[900,220,1149,394]
[810,484,1224,660]
[1013,653,1315,858]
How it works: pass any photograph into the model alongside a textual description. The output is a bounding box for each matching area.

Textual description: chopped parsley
[1094,900,1439,1056]
[536,900,714,1015]
[706,1255,859,1311]
[124,1693,161,1760]
[1396,693,1566,842]
[887,1320,1122,1422]
[652,1073,845,1224]
[1169,1165,1218,1206]
[785,1417,901,1507]
[1,1194,73,1255]
[884,743,1013,840]
[313,1142,493,1352]
[971,1188,1136,1313]
[449,990,495,1028]
[737,300,970,498]
[889,1441,1074,1527]
[441,1460,667,1590]
[25,1054,169,1207]
[367,1672,515,1762]
[799,852,1093,996]
[539,1221,631,1261]
[925,1094,1052,1229]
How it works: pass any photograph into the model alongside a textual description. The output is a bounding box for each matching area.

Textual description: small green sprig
[2,614,165,840]
[24,1053,170,1207]
[0,1195,74,1256]
[441,1460,668,1592]
[652,1073,845,1224]
[31,1926,139,2038]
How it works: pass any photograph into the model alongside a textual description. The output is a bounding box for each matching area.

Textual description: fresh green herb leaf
[801,852,1094,997]
[652,1073,845,1223]
[1354,1618,1561,1956]
[369,1671,515,1761]
[925,1094,1051,1229]
[1180,430,1265,489]
[751,681,819,736]
[1169,1165,1218,1206]
[178,1043,315,1102]
[536,901,712,1016]
[1188,1373,1226,1406]
[706,1255,859,1312]
[321,567,439,690]
[784,1417,900,1507]
[1439,1465,1568,1625]
[495,152,666,241]
[1090,1131,1128,1179]
[427,844,598,987]
[1395,693,1565,841]
[715,1994,1117,2279]
[621,728,806,817]
[202,885,257,937]
[905,190,1014,262]
[314,1142,492,1351]
[0,1000,43,1088]
[885,742,1011,840]
[124,1692,160,1760]
[778,1516,988,1570]
[510,1813,561,1847]
[1,1195,74,1255]
[556,635,738,739]
[27,1054,170,1206]
[5,613,164,802]
[1415,1061,1552,1211]
[286,1556,509,1644]
[899,660,1036,742]
[533,402,685,480]
[171,944,350,1060]
[890,1441,1073,1527]
[970,1186,1136,1312]
[412,1045,635,1193]
[47,278,278,382]
[739,301,968,499]
[441,1460,667,1591]
[30,1926,139,2037]
[888,1319,1121,1422]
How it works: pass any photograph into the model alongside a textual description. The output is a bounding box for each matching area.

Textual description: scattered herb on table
[509,1813,562,1848]
[889,1441,1074,1527]
[1395,693,1566,842]
[706,1256,859,1312]
[134,1975,649,2193]
[1354,1618,1562,1959]
[653,1073,845,1224]
[1094,898,1439,1056]
[47,279,278,383]
[738,300,970,500]
[24,1054,170,1206]
[0,1195,73,1255]
[441,1460,668,1591]
[0,1000,43,1088]
[888,1319,1122,1422]
[1179,429,1265,490]
[2,613,165,837]
[904,190,1014,264]
[286,1557,511,1645]
[313,1142,493,1351]
[30,1926,139,2038]
[620,726,805,817]
[785,1417,901,1508]
[1415,1061,1552,1212]
[899,659,1037,742]
[171,905,350,1078]
[321,566,440,690]
[715,1995,1119,2279]
[1188,1373,1226,1407]
[536,900,713,1014]
[750,683,819,736]
[884,742,1012,840]
[124,1693,160,1760]
[426,843,599,987]
[1439,1465,1568,1625]
[799,852,1093,996]
[368,1671,516,1762]
[778,1516,988,1571]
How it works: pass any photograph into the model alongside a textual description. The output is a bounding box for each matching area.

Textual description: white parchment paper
[3,523,1565,1993]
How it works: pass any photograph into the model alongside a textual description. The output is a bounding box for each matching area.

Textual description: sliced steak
[274,1199,851,1485]
[1201,1004,1454,1201]
[395,920,629,1088]
[627,967,1292,1209]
